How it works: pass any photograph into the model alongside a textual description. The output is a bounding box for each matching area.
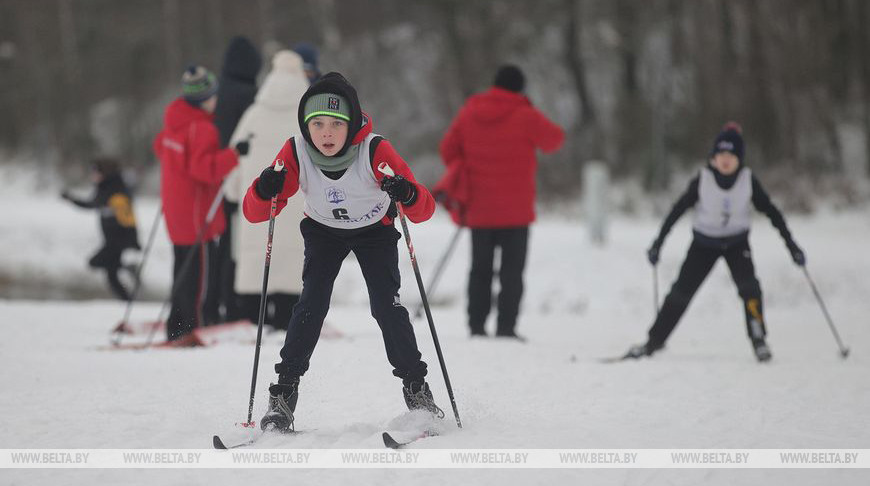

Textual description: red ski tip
[237,421,257,428]
[112,322,134,334]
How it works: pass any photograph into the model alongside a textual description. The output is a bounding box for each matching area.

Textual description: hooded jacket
[214,37,262,147]
[154,98,238,245]
[243,72,434,227]
[224,50,309,294]
[439,87,564,228]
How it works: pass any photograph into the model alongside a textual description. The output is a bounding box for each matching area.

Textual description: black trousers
[648,238,767,347]
[166,240,216,341]
[468,226,529,335]
[238,292,300,330]
[275,218,427,385]
[88,244,130,301]
[213,200,240,322]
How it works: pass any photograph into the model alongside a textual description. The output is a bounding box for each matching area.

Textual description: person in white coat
[225,50,309,329]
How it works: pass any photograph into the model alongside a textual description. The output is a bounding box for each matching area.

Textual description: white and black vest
[692,168,753,238]
[295,134,391,229]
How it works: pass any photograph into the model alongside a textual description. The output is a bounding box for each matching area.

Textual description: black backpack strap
[287,137,300,172]
[369,135,384,163]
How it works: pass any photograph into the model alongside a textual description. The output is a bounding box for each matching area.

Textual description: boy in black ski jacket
[62,159,141,300]
[625,123,805,362]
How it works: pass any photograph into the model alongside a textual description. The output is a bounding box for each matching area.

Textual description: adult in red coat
[153,66,241,341]
[439,65,564,339]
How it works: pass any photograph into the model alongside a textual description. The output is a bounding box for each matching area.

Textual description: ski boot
[260,381,298,432]
[751,338,772,362]
[624,341,663,359]
[403,381,445,419]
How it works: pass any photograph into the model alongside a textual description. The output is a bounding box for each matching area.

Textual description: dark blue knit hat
[293,42,321,82]
[710,122,744,162]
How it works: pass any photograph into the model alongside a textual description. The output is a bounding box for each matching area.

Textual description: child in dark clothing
[625,122,805,362]
[242,72,440,432]
[62,159,141,300]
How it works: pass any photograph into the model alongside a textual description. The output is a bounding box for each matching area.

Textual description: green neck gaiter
[305,143,360,172]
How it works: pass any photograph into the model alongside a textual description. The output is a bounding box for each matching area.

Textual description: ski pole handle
[377,161,395,178]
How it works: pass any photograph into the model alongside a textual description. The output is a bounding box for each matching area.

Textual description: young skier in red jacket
[242,72,440,432]
[154,66,247,341]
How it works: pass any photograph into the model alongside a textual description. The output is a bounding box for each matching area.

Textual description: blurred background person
[225,50,309,330]
[440,65,564,340]
[211,36,263,324]
[61,158,140,301]
[153,65,243,341]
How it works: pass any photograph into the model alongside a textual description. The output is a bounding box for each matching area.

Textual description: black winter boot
[402,381,445,419]
[625,341,663,359]
[261,381,298,432]
[752,338,772,362]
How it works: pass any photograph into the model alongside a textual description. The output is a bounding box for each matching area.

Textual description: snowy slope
[1,186,869,485]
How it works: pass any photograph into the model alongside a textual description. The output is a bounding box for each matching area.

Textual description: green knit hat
[303,93,351,123]
[181,65,218,104]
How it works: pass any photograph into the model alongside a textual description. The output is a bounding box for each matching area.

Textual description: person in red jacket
[439,65,564,340]
[243,72,441,432]
[153,65,246,341]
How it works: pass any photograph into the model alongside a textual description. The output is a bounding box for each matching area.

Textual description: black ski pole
[112,203,163,346]
[412,225,463,320]
[142,186,227,348]
[801,266,850,358]
[378,163,462,429]
[245,161,284,426]
[652,264,660,315]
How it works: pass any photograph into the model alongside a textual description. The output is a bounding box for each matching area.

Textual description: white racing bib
[692,167,753,238]
[296,134,391,229]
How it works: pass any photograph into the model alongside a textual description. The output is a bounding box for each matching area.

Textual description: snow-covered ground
[1,176,869,485]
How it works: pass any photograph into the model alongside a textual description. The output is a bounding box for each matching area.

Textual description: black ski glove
[380,175,417,205]
[234,140,250,156]
[786,239,806,266]
[255,165,286,200]
[647,240,662,265]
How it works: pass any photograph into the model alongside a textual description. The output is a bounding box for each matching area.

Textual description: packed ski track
[2,191,869,485]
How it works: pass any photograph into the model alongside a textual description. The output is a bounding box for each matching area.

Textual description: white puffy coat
[225,50,309,294]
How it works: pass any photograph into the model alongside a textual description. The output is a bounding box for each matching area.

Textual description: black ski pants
[167,240,217,341]
[275,218,427,386]
[88,244,130,301]
[467,226,529,336]
[238,292,300,330]
[647,237,766,347]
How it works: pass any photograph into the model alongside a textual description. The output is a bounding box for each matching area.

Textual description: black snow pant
[647,237,766,348]
[167,240,216,341]
[467,226,529,336]
[275,218,428,386]
[238,292,300,330]
[88,244,130,301]
[214,200,240,322]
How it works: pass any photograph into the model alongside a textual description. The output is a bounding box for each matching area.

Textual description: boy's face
[711,151,739,175]
[307,115,348,156]
[200,95,218,114]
